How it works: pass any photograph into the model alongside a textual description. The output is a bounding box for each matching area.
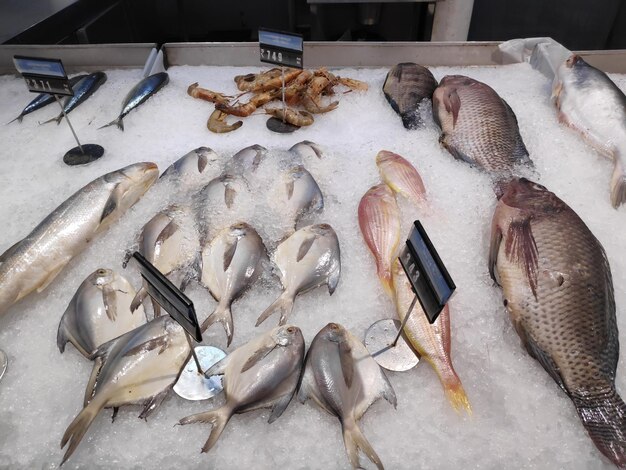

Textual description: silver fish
[0,162,159,317]
[100,72,169,131]
[553,54,626,208]
[57,268,146,359]
[273,165,324,229]
[160,147,220,185]
[224,144,266,176]
[42,72,107,125]
[179,325,304,453]
[289,140,324,159]
[255,224,341,327]
[298,322,397,470]
[201,223,267,346]
[60,315,190,464]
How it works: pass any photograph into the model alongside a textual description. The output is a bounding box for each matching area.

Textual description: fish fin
[155,220,180,248]
[138,389,169,420]
[224,185,236,209]
[444,89,461,127]
[255,293,295,327]
[197,153,208,173]
[380,369,398,409]
[37,262,68,293]
[0,239,23,264]
[488,225,503,285]
[241,340,278,373]
[98,116,124,131]
[60,397,105,466]
[83,356,104,407]
[252,152,263,171]
[610,159,626,209]
[504,217,539,298]
[204,355,229,378]
[201,304,234,347]
[286,179,295,199]
[268,393,294,424]
[338,341,354,388]
[6,114,24,125]
[440,135,474,165]
[90,336,116,362]
[101,284,118,322]
[376,260,394,298]
[100,185,120,223]
[438,366,471,415]
[223,237,239,272]
[130,285,148,312]
[111,407,119,423]
[151,298,162,318]
[342,421,384,470]
[517,324,567,393]
[56,297,77,354]
[327,264,341,295]
[40,115,60,125]
[123,334,169,357]
[572,389,626,468]
[296,236,316,262]
[178,407,233,453]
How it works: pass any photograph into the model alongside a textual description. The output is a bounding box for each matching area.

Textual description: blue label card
[13,56,67,78]
[259,30,303,52]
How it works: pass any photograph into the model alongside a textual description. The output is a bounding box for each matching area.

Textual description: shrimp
[266,107,314,127]
[234,68,282,91]
[254,68,303,92]
[337,76,369,91]
[187,83,231,105]
[216,89,281,117]
[207,109,243,133]
[284,70,314,105]
[302,96,339,114]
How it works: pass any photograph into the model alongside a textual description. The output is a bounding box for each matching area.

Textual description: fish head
[91,268,114,286]
[499,178,565,214]
[272,325,304,347]
[318,322,348,344]
[229,222,252,239]
[106,162,159,213]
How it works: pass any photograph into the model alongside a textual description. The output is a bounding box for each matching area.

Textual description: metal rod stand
[184,332,204,375]
[281,66,286,123]
[54,94,84,155]
[391,295,418,347]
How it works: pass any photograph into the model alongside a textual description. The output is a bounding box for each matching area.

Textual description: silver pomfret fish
[161,147,220,185]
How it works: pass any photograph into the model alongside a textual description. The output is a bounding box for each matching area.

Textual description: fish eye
[97,269,107,275]
[330,323,338,330]
[287,327,295,333]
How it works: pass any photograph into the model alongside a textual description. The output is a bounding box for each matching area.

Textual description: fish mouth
[565,54,582,69]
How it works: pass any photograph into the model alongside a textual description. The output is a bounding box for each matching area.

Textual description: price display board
[259,28,303,69]
[13,56,74,96]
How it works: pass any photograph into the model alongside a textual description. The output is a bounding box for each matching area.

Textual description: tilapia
[358,184,401,297]
[432,75,532,177]
[376,150,427,207]
[256,224,341,327]
[57,268,145,359]
[298,322,397,470]
[273,165,324,229]
[8,74,87,124]
[383,62,438,129]
[489,178,626,467]
[42,72,107,125]
[60,316,190,465]
[201,223,267,346]
[160,147,220,185]
[224,144,266,176]
[553,54,626,208]
[0,162,158,317]
[179,325,304,453]
[100,72,169,131]
[392,260,470,413]
[289,140,324,159]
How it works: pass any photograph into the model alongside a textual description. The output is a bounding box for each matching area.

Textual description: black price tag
[132,252,202,342]
[398,221,456,324]
[259,28,303,69]
[13,55,74,96]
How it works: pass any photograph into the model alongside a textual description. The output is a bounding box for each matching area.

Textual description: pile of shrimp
[187,67,368,133]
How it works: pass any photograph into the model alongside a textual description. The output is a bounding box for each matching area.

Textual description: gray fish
[60,315,190,465]
[179,325,304,453]
[432,75,532,178]
[225,144,266,176]
[100,72,169,131]
[383,62,438,129]
[289,140,324,159]
[42,72,107,125]
[553,54,626,208]
[0,162,158,317]
[489,178,626,467]
[298,322,396,470]
[201,223,266,346]
[274,165,324,229]
[57,268,146,359]
[7,74,87,124]
[160,147,220,185]
[255,224,341,327]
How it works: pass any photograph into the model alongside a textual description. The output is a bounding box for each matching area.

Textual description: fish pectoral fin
[240,340,278,373]
[444,89,461,127]
[83,356,104,407]
[36,260,71,294]
[518,324,568,394]
[123,334,170,357]
[101,284,118,322]
[155,220,180,247]
[488,225,503,286]
[0,239,23,264]
[111,407,119,423]
[100,183,121,224]
[224,185,237,208]
[504,217,539,298]
[286,179,295,200]
[380,369,398,409]
[339,341,354,388]
[268,392,294,424]
[223,237,239,272]
[204,355,229,378]
[296,236,316,262]
[138,389,169,420]
[327,265,341,295]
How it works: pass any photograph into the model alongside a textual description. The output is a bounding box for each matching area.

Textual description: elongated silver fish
[60,315,190,465]
[274,165,324,229]
[298,322,397,470]
[160,147,220,185]
[256,224,341,327]
[0,162,158,318]
[383,62,438,129]
[289,140,324,159]
[100,72,169,131]
[179,325,304,453]
[201,223,266,346]
[490,178,626,467]
[224,144,266,176]
[553,54,626,208]
[42,72,107,125]
[57,268,145,359]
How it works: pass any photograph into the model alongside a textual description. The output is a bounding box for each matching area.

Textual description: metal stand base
[0,349,7,382]
[365,319,419,372]
[173,346,225,400]
[63,144,105,165]
[266,117,299,133]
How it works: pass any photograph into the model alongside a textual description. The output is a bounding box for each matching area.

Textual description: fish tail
[60,398,103,465]
[178,406,233,453]
[201,303,234,347]
[98,116,124,131]
[255,293,294,327]
[39,115,60,125]
[438,365,472,415]
[573,388,626,468]
[342,420,384,470]
[6,114,23,125]
[610,159,626,208]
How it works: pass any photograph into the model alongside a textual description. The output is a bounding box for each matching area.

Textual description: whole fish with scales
[271,165,324,230]
[41,72,107,125]
[224,144,266,177]
[160,147,220,186]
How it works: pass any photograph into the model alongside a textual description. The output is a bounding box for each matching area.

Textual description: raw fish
[273,165,324,230]
[289,140,324,159]
[225,144,266,176]
[161,147,220,185]
[42,72,107,125]
[376,150,427,207]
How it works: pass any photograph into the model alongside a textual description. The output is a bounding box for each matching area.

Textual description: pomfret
[179,325,304,453]
[553,54,626,208]
[201,223,267,346]
[255,224,341,327]
[489,178,626,467]
[57,268,145,358]
[161,147,220,185]
[225,144,266,176]
[273,165,324,229]
[298,322,397,470]
[42,72,107,125]
[0,162,158,317]
[289,140,324,159]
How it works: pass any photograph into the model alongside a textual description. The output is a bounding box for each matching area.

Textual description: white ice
[0,62,625,470]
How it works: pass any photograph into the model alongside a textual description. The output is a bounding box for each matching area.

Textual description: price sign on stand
[259,28,303,69]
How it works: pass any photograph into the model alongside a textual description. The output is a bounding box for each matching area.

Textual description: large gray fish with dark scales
[0,162,158,318]
[41,72,107,125]
[432,75,532,177]
[489,178,626,467]
[298,322,396,470]
[100,72,169,131]
[178,325,304,453]
[383,62,438,129]
[553,54,626,208]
